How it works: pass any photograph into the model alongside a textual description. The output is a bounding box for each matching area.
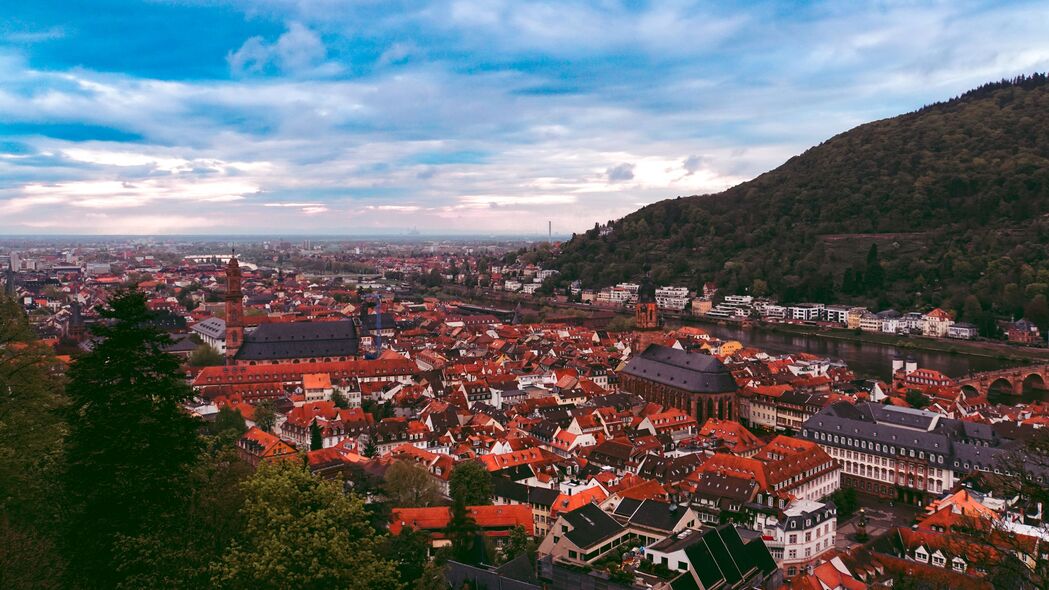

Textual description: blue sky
[1,0,1047,235]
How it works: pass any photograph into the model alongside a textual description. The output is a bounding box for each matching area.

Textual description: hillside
[550,74,1049,329]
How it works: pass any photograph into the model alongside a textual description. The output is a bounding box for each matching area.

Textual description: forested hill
[550,74,1049,324]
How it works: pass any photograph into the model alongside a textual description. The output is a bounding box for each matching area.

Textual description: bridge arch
[960,384,980,397]
[987,377,1016,402]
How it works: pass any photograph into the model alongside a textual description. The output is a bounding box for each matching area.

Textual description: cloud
[682,155,704,175]
[2,0,1049,234]
[228,22,336,76]
[606,163,634,183]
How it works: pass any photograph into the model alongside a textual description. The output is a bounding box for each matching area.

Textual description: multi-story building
[655,286,690,311]
[754,499,837,577]
[822,305,850,325]
[802,401,1010,505]
[788,303,824,322]
[922,308,953,338]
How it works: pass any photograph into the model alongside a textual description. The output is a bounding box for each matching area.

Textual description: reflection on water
[692,323,1024,380]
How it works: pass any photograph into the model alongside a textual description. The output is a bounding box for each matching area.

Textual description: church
[619,343,738,424]
[224,256,360,366]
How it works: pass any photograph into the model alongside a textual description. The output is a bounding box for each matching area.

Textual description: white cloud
[228,22,337,76]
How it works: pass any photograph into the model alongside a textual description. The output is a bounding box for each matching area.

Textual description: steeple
[225,251,244,364]
[635,274,660,330]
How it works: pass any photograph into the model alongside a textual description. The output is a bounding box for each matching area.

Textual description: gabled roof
[621,344,736,394]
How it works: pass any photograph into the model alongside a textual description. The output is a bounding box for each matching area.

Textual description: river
[681,323,1023,380]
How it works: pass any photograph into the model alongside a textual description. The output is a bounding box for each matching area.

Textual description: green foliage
[310,420,323,451]
[446,497,483,565]
[61,290,203,589]
[206,406,248,451]
[550,75,1049,315]
[827,487,858,521]
[253,399,276,433]
[212,461,399,590]
[189,344,225,367]
[332,389,350,408]
[383,460,442,508]
[380,528,432,588]
[449,460,493,506]
[905,389,931,409]
[500,525,535,564]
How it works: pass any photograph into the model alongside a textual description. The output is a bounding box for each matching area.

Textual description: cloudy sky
[1,1,1048,235]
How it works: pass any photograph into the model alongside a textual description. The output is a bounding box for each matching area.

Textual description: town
[2,238,1047,590]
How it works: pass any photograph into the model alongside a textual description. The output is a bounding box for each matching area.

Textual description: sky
[1,1,1048,236]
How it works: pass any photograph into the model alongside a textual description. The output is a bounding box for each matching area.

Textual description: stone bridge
[957,364,1049,397]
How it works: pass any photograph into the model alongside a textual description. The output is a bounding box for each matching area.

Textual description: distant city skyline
[2,0,1048,235]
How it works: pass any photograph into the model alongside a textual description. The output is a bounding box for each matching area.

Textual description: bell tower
[225,251,244,364]
[635,274,659,330]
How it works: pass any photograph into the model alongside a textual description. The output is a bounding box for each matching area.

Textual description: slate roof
[621,344,736,394]
[612,498,684,532]
[191,316,226,339]
[492,477,560,507]
[562,502,625,549]
[236,319,359,361]
[682,525,777,590]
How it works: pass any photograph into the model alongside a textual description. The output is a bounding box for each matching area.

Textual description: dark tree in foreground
[449,460,493,506]
[61,290,203,589]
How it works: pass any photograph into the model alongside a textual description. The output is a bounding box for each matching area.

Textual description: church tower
[635,275,659,330]
[225,253,244,364]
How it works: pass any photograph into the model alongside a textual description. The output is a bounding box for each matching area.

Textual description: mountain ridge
[547,73,1049,329]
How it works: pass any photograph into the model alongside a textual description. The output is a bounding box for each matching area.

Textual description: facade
[755,499,837,576]
[619,344,738,424]
[635,276,660,330]
[224,256,244,363]
[655,286,690,311]
[802,401,1010,505]
[922,308,953,338]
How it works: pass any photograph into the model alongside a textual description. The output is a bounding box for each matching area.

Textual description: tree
[865,243,884,292]
[380,528,431,588]
[449,461,493,506]
[1025,294,1049,332]
[413,561,447,590]
[446,497,482,565]
[212,461,398,590]
[332,389,349,409]
[501,525,535,564]
[827,487,858,521]
[61,290,203,589]
[253,400,276,433]
[189,344,224,367]
[905,389,931,409]
[383,461,442,508]
[310,420,323,451]
[962,294,983,323]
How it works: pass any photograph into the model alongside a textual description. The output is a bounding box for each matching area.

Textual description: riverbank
[433,286,1049,368]
[709,320,1049,365]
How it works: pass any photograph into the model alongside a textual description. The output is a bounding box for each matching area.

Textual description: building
[802,401,1010,505]
[619,344,738,423]
[754,499,837,576]
[191,316,226,354]
[225,256,245,362]
[237,426,296,467]
[224,256,360,365]
[1008,319,1041,345]
[635,276,660,330]
[922,308,953,338]
[537,502,632,566]
[643,525,780,590]
[390,505,534,550]
[655,286,690,311]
